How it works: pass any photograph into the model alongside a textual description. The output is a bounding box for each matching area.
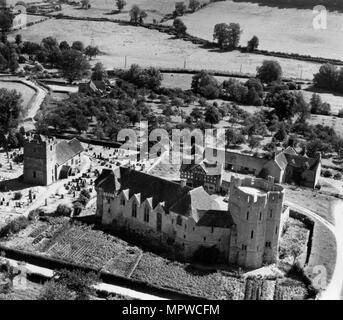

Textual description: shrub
[0,216,29,238]
[322,169,333,178]
[13,192,22,200]
[28,208,44,221]
[55,204,72,217]
[333,172,342,180]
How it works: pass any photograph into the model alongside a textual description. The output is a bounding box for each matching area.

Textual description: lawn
[12,18,323,80]
[176,0,343,60]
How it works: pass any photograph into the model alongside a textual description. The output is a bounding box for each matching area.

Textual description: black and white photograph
[0,0,342,307]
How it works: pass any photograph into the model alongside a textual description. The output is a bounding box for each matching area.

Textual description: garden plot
[2,217,142,277]
[11,19,322,80]
[177,0,343,60]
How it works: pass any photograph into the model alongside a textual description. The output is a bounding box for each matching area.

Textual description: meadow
[12,18,323,80]
[178,0,343,60]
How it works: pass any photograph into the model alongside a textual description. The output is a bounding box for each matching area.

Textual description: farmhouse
[205,147,321,188]
[23,134,84,186]
[180,160,223,194]
[95,167,287,269]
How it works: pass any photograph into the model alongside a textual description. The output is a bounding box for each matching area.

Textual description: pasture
[178,0,343,60]
[13,18,322,79]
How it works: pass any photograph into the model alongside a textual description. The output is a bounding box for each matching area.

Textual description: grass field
[12,18,322,79]
[0,81,35,109]
[177,0,343,60]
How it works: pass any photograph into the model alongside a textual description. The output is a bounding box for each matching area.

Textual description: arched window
[144,205,150,223]
[132,202,137,218]
[246,211,249,220]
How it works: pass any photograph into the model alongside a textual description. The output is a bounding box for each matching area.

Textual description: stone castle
[23,134,84,186]
[95,167,288,269]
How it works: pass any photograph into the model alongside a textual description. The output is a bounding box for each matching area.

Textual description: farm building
[23,134,84,186]
[95,167,287,269]
[205,146,321,188]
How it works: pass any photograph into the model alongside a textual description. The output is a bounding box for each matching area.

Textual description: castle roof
[56,138,84,166]
[197,210,234,228]
[180,160,223,176]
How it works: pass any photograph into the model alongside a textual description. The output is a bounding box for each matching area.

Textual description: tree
[274,123,288,142]
[257,60,283,83]
[0,11,13,34]
[85,45,99,60]
[313,63,338,91]
[91,62,107,81]
[60,49,91,83]
[264,90,298,120]
[15,34,22,45]
[213,23,242,49]
[9,48,19,72]
[226,128,245,147]
[174,2,187,16]
[116,0,127,12]
[191,71,220,99]
[247,35,259,52]
[248,136,261,151]
[71,41,85,52]
[139,10,147,23]
[0,88,23,135]
[190,107,203,122]
[204,105,221,126]
[189,0,200,12]
[59,41,70,51]
[39,280,74,300]
[173,18,187,36]
[129,5,141,23]
[81,0,90,9]
[42,36,59,52]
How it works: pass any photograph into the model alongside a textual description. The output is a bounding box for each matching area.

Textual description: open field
[52,0,208,23]
[177,0,343,60]
[0,81,35,110]
[12,19,322,79]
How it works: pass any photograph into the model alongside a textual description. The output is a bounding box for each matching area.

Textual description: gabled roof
[55,138,84,166]
[197,210,234,228]
[169,187,219,220]
[95,169,120,194]
[118,167,192,212]
[180,160,223,176]
[284,153,320,170]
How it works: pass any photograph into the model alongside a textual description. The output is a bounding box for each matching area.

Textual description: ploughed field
[12,19,322,80]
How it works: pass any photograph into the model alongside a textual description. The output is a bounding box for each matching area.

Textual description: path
[285,200,343,300]
[3,257,167,300]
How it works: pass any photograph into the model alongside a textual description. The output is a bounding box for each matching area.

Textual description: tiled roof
[95,169,120,194]
[118,167,192,213]
[197,210,234,228]
[56,139,84,166]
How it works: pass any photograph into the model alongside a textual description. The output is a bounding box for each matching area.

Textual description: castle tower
[23,135,58,186]
[228,176,285,269]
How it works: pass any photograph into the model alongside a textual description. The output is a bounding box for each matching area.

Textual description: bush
[322,169,333,178]
[13,192,22,201]
[28,208,44,221]
[333,172,342,180]
[55,204,72,217]
[0,216,29,238]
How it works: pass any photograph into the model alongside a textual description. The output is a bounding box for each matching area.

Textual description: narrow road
[285,200,343,300]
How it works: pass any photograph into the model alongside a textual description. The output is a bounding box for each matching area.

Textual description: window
[211,226,214,233]
[270,209,273,218]
[251,230,254,239]
[203,237,206,242]
[184,224,187,230]
[50,146,53,151]
[144,205,150,223]
[107,198,110,204]
[108,208,111,213]
[265,241,271,248]
[121,198,125,206]
[132,202,137,218]
[242,244,247,250]
[275,227,278,235]
[259,212,262,220]
[246,211,249,220]
[176,215,182,226]
[183,235,186,239]
[33,171,36,178]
